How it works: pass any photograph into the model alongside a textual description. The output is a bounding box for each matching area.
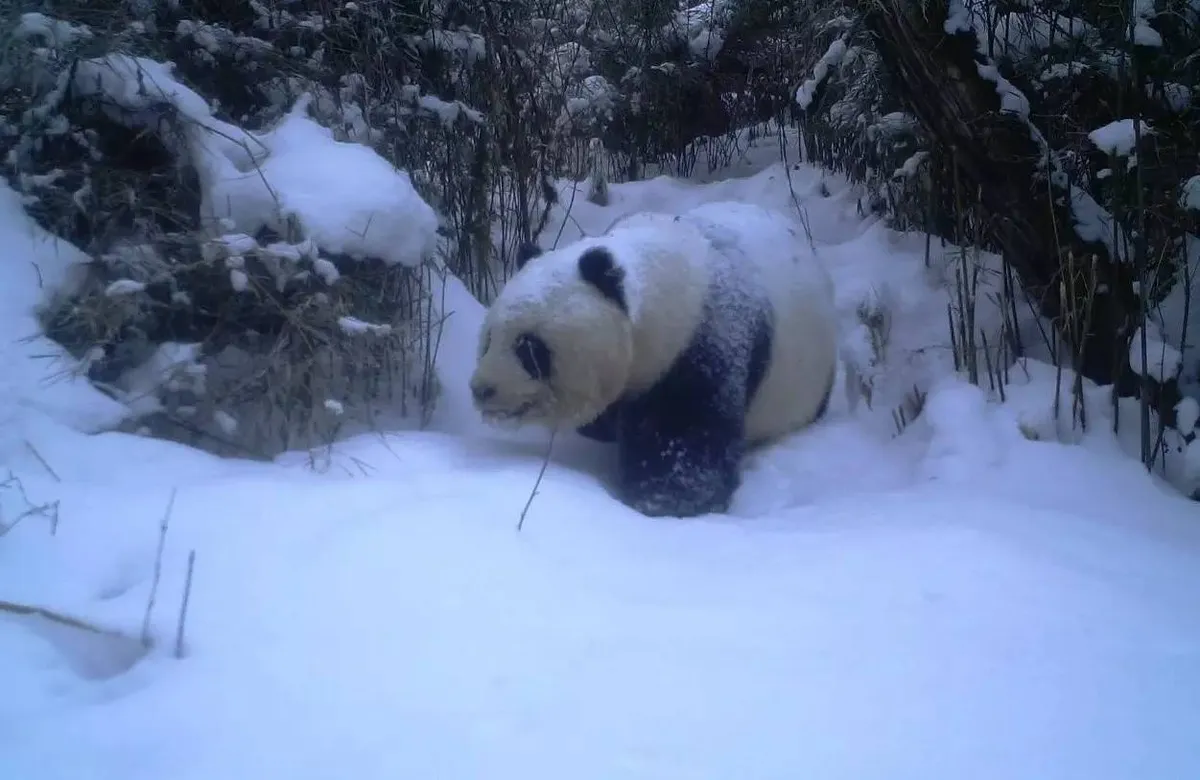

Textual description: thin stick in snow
[517,428,557,532]
[141,487,177,648]
[23,439,61,483]
[174,549,196,659]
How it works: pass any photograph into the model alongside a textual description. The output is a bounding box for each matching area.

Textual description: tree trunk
[862,0,1140,388]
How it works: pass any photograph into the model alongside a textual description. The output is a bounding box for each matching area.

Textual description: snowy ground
[2,102,1200,778]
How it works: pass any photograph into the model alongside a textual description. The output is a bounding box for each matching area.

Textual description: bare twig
[174,549,196,659]
[23,440,61,483]
[517,428,557,532]
[141,487,177,648]
[0,598,130,638]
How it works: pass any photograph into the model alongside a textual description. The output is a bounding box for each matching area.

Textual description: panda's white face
[470,245,634,430]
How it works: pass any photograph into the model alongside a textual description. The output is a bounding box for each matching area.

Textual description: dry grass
[40,227,441,459]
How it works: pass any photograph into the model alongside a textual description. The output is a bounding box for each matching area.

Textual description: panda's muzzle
[471,381,537,421]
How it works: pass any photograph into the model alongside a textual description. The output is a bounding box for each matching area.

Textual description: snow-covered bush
[794,0,1198,494]
[2,6,446,458]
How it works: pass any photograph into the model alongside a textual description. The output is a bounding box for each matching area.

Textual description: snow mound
[1088,119,1153,157]
[73,54,439,268]
[1182,176,1200,211]
[1129,324,1183,383]
[202,96,440,267]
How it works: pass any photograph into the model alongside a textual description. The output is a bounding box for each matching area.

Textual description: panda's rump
[742,251,839,443]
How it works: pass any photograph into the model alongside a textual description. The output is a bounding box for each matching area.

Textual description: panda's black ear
[577,246,627,313]
[515,241,543,270]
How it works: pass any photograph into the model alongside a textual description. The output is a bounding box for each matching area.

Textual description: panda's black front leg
[615,388,745,518]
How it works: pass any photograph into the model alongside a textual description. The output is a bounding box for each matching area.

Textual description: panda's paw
[616,414,745,518]
[626,489,732,518]
[620,462,739,518]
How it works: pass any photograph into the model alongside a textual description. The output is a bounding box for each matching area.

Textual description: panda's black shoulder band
[577,246,627,313]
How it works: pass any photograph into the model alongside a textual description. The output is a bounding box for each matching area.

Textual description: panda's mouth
[506,400,537,419]
[482,400,538,424]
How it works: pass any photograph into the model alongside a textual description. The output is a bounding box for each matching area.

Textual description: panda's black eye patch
[514,332,552,380]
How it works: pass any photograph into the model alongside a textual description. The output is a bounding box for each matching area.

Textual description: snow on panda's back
[680,201,835,304]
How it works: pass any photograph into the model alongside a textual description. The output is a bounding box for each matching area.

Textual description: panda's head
[470,241,633,429]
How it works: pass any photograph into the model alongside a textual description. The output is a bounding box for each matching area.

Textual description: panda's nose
[472,383,496,403]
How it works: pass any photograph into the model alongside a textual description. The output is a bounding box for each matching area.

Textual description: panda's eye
[514,332,552,380]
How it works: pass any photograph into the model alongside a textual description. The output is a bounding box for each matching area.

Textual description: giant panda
[469,201,840,518]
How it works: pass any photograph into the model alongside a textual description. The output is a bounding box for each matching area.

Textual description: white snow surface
[1182,175,1200,211]
[1153,235,1200,400]
[795,37,848,110]
[672,1,732,62]
[1129,324,1183,382]
[13,11,93,46]
[1088,119,1152,157]
[208,96,440,266]
[0,181,130,460]
[1131,0,1163,47]
[3,119,1200,779]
